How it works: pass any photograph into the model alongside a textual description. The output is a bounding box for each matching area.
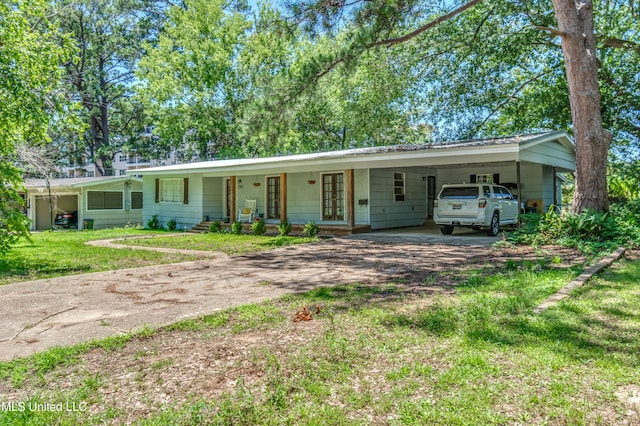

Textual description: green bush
[167,218,177,231]
[209,221,222,233]
[303,220,319,238]
[147,214,161,230]
[509,203,640,254]
[251,219,266,236]
[231,221,243,235]
[277,219,292,237]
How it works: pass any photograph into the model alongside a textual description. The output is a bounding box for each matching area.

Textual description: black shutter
[183,178,189,204]
[493,174,500,184]
[469,174,477,183]
[155,179,159,203]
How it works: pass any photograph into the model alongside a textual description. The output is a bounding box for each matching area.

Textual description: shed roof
[23,176,142,190]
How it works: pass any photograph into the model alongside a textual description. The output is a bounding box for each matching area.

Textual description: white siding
[143,174,204,230]
[286,172,323,223]
[369,167,428,229]
[355,168,369,224]
[521,140,575,170]
[79,180,143,230]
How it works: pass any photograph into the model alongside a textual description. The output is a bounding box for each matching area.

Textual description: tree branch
[314,0,484,81]
[599,36,640,53]
[534,25,566,37]
[371,0,484,48]
[472,69,553,134]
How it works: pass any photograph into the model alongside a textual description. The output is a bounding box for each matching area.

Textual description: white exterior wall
[142,174,204,230]
[286,171,326,223]
[354,168,369,224]
[369,167,429,229]
[78,180,144,230]
[231,170,368,225]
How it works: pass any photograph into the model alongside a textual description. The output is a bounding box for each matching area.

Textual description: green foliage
[208,221,222,233]
[166,218,177,231]
[146,214,161,230]
[277,219,292,236]
[251,219,267,236]
[608,160,640,202]
[303,220,319,238]
[137,0,251,160]
[509,203,640,254]
[53,0,165,172]
[231,221,243,235]
[0,0,75,254]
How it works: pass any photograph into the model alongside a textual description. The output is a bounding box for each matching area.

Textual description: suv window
[497,186,513,200]
[440,187,479,199]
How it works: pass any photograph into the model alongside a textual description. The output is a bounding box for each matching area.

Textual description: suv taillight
[434,200,438,208]
[478,198,487,208]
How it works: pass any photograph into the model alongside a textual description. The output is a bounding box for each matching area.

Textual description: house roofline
[129,131,573,176]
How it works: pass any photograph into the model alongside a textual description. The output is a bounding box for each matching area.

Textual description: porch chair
[238,199,257,222]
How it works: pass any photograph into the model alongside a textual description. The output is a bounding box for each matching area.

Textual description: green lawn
[115,233,318,254]
[0,229,316,285]
[1,254,638,425]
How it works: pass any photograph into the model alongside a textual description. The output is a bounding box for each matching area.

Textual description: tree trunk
[551,0,612,213]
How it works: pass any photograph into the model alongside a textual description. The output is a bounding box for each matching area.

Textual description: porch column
[230,176,237,223]
[516,161,522,213]
[346,169,355,227]
[552,166,558,208]
[280,172,287,223]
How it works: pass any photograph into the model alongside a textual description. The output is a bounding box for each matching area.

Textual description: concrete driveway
[348,221,506,246]
[0,230,501,361]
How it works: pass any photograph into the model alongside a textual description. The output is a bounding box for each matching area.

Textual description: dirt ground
[8,232,632,423]
[0,235,584,362]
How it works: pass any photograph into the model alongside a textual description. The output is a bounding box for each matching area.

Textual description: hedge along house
[131,131,575,233]
[22,176,144,231]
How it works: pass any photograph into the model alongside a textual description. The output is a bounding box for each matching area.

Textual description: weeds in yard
[2,257,640,425]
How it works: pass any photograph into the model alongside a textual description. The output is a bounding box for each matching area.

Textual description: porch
[189,220,371,236]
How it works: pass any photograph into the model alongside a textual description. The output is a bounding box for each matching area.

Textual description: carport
[33,194,78,231]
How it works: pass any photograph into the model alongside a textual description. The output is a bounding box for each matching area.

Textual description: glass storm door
[267,176,280,219]
[225,178,232,218]
[322,173,344,221]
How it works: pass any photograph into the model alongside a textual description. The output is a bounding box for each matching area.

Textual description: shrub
[303,220,319,238]
[208,221,222,233]
[231,221,243,235]
[277,219,292,237]
[251,219,266,236]
[147,214,161,230]
[509,203,640,254]
[167,218,177,231]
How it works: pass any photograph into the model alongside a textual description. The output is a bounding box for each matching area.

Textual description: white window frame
[131,191,143,210]
[159,178,184,203]
[393,172,405,202]
[476,174,494,183]
[87,190,124,211]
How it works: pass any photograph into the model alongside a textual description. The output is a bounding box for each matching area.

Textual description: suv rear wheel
[487,212,500,236]
[440,225,454,235]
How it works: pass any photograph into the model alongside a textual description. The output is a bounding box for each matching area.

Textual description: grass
[0,229,317,285]
[1,256,639,424]
[0,228,194,285]
[114,233,318,255]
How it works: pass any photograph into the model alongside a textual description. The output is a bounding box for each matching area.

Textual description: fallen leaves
[292,305,322,322]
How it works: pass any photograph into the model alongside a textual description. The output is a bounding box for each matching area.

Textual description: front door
[266,176,280,219]
[322,173,344,221]
[225,178,232,219]
[427,176,436,218]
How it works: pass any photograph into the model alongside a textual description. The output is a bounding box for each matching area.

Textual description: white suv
[433,183,519,236]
